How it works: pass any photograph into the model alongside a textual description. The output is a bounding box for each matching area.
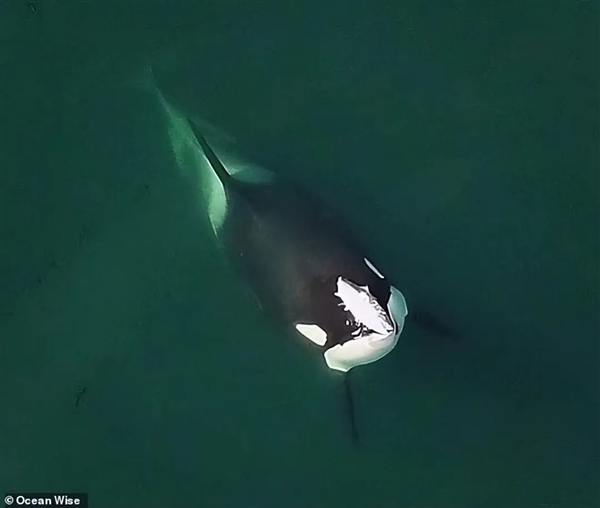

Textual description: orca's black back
[218,178,391,349]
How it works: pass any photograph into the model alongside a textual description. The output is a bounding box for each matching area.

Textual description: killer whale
[143,70,409,445]
[190,122,409,446]
[190,121,408,371]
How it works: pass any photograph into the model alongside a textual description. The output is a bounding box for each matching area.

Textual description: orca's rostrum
[146,68,408,445]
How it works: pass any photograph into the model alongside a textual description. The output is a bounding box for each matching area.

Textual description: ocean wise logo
[4,494,88,508]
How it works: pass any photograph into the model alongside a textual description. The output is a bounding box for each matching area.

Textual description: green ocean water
[0,2,598,507]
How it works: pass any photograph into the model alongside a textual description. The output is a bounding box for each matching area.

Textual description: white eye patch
[295,323,328,346]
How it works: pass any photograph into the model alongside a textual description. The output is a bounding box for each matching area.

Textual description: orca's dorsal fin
[188,120,275,186]
[188,120,233,184]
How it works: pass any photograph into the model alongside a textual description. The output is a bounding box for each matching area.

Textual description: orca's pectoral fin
[342,372,359,448]
[410,308,461,342]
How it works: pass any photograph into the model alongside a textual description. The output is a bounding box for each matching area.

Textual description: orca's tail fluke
[344,372,360,448]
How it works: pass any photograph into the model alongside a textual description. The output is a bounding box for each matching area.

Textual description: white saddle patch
[202,153,274,233]
[150,84,272,235]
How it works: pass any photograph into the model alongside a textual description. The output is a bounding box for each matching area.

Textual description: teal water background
[1,2,598,507]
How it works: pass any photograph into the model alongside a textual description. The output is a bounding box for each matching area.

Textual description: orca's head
[322,273,408,373]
